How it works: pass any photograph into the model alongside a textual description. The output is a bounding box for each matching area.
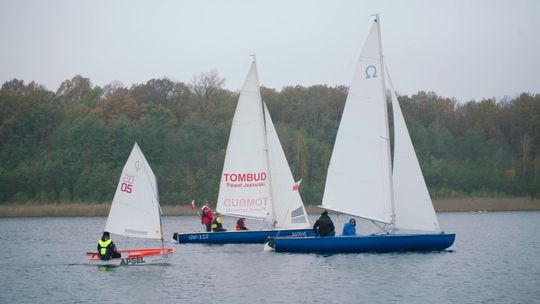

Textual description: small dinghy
[87,143,175,265]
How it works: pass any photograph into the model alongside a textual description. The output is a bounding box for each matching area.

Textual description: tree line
[0,74,539,205]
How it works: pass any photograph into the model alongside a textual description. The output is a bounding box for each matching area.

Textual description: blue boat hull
[267,233,456,253]
[172,228,315,244]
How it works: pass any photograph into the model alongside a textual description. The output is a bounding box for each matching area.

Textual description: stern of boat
[263,237,275,251]
[171,232,179,243]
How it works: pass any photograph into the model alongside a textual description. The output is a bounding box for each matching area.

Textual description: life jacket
[201,206,213,224]
[211,216,223,230]
[236,220,247,230]
[98,239,112,259]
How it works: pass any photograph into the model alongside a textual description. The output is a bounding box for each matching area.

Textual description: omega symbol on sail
[365,65,377,78]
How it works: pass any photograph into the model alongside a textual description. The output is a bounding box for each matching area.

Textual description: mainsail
[321,19,393,224]
[105,142,162,239]
[216,59,309,228]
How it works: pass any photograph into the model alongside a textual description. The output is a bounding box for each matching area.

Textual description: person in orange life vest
[200,201,213,232]
[212,212,227,232]
[236,218,248,231]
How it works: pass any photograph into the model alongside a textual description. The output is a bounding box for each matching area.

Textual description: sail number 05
[121,174,135,193]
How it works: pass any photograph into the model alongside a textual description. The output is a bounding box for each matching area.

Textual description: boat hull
[267,233,455,253]
[172,228,315,244]
[87,247,175,266]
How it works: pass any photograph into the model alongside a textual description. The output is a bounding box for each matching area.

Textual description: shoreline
[0,198,539,217]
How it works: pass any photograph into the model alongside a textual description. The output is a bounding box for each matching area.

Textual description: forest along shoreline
[0,198,539,217]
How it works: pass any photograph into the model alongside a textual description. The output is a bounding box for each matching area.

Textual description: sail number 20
[121,174,134,193]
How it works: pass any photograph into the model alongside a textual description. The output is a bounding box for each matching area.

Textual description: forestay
[264,103,309,228]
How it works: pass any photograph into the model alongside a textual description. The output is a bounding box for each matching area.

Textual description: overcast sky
[1,0,539,102]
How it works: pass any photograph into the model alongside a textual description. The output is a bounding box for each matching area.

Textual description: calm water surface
[0,212,539,304]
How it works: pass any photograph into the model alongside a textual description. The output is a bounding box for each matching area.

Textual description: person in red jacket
[200,201,213,232]
[236,218,248,231]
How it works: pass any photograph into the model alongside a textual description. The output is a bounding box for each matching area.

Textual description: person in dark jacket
[313,210,335,237]
[342,218,357,236]
[97,231,121,260]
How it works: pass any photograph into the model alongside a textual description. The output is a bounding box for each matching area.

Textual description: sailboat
[265,16,455,253]
[87,143,175,265]
[172,57,314,244]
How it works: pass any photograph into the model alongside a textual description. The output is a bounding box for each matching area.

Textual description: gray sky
[1,0,539,102]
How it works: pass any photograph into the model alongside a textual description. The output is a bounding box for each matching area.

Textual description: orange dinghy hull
[87,247,175,266]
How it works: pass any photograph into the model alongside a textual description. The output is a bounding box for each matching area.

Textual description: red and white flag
[293,179,302,191]
[189,200,196,211]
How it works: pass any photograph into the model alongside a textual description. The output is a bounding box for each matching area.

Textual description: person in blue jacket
[342,218,357,236]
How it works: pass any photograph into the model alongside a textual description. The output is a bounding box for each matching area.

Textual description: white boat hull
[87,248,175,266]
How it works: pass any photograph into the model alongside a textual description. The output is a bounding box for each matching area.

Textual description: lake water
[0,212,539,304]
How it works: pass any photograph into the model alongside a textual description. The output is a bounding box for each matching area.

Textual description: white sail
[322,19,393,223]
[216,59,310,228]
[264,102,310,229]
[388,72,441,232]
[105,142,162,239]
[216,60,274,221]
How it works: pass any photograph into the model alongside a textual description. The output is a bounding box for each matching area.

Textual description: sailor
[200,201,213,232]
[313,210,335,237]
[97,231,120,260]
[236,218,248,231]
[212,212,227,232]
[342,218,357,236]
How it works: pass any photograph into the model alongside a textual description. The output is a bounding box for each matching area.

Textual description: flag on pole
[293,178,302,191]
[189,200,196,211]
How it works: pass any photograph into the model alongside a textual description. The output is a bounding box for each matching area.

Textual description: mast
[373,14,396,228]
[296,133,300,177]
[143,145,165,245]
[157,176,165,252]
[142,145,165,251]
[252,55,277,228]
[262,101,277,228]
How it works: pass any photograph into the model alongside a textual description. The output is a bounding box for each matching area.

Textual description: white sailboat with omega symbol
[87,142,175,265]
[172,57,315,244]
[265,15,455,253]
